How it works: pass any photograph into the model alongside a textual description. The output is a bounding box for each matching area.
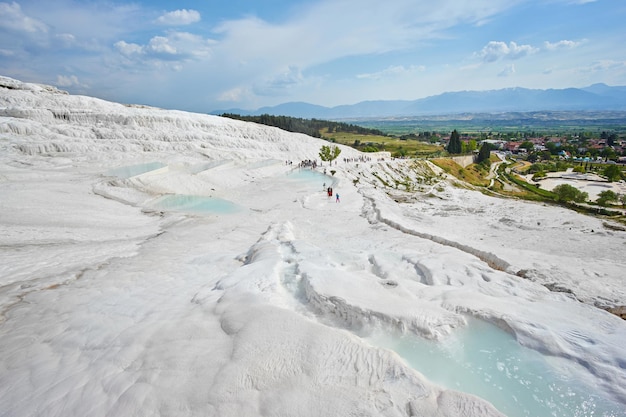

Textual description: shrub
[597,190,618,206]
[603,164,622,182]
[553,184,588,203]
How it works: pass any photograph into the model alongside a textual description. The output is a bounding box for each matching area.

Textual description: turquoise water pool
[368,318,624,417]
[150,195,241,214]
[106,162,166,179]
[287,168,334,185]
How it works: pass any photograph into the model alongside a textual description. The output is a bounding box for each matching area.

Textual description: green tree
[540,150,552,161]
[476,142,492,165]
[319,145,341,165]
[446,130,462,154]
[602,164,622,182]
[395,146,407,157]
[597,190,618,206]
[545,142,559,155]
[553,184,588,203]
[601,147,617,161]
[607,133,617,147]
[519,141,534,152]
[600,131,617,146]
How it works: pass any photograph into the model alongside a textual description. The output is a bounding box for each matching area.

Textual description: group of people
[287,156,389,168]
[342,156,373,163]
[325,184,340,202]
[299,159,318,168]
[285,160,319,168]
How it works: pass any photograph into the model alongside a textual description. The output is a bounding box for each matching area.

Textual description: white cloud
[477,41,536,62]
[253,66,305,96]
[0,1,47,34]
[156,9,200,26]
[460,63,482,71]
[543,40,581,50]
[580,60,626,73]
[115,32,214,64]
[6,0,618,110]
[209,0,512,100]
[476,39,582,65]
[54,33,76,48]
[168,32,214,58]
[1,0,525,108]
[210,0,519,83]
[498,64,516,77]
[56,74,87,88]
[146,36,177,55]
[114,40,143,57]
[218,86,251,103]
[0,1,148,60]
[357,65,426,80]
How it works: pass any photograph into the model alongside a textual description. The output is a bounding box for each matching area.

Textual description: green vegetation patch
[431,158,491,187]
[324,129,443,157]
[221,113,385,138]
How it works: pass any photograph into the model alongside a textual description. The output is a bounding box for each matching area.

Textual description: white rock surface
[1,75,624,416]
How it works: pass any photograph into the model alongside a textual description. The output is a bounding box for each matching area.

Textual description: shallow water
[287,168,334,185]
[106,162,166,179]
[150,195,241,214]
[368,318,624,417]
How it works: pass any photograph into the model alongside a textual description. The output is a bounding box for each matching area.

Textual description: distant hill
[212,84,626,119]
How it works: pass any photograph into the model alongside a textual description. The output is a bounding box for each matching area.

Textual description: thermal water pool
[106,162,166,179]
[286,168,335,186]
[146,169,331,214]
[367,317,624,417]
[149,195,242,214]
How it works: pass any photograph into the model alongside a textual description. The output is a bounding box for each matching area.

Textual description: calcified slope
[0,76,624,417]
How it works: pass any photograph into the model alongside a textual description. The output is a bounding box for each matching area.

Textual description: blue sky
[1,0,625,112]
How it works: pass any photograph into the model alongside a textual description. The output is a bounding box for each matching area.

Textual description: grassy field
[321,129,443,157]
[431,158,492,187]
[350,113,626,136]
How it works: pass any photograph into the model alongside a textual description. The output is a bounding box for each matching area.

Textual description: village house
[504,141,523,153]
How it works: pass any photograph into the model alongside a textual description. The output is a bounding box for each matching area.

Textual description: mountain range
[213,84,626,119]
